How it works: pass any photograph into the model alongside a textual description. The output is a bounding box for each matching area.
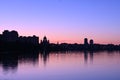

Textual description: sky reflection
[0,51,120,80]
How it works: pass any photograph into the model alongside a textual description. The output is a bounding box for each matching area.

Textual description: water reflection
[40,51,49,66]
[84,51,88,64]
[90,51,94,64]
[84,51,94,64]
[0,53,18,73]
[0,51,39,73]
[0,51,118,72]
[0,51,120,80]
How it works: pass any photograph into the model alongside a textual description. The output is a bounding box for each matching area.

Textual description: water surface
[0,51,120,80]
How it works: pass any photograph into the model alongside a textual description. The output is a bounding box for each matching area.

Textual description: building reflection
[90,51,93,64]
[0,51,39,72]
[40,51,49,66]
[0,51,95,72]
[84,51,88,64]
[84,51,94,64]
[0,53,18,72]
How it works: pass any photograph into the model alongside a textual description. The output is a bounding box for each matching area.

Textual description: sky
[0,0,120,44]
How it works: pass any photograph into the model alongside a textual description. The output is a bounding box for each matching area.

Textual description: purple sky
[0,0,120,44]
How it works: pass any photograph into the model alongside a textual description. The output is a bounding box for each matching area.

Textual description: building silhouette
[41,36,49,45]
[84,38,88,45]
[18,35,39,45]
[0,30,39,45]
[0,34,2,41]
[0,30,120,51]
[90,39,94,45]
[40,36,50,51]
[2,30,19,42]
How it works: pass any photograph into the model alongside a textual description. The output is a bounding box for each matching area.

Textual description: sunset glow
[0,0,120,44]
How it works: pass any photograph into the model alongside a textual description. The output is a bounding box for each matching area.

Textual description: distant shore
[0,30,120,52]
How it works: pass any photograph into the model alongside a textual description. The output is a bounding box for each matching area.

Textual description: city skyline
[0,0,120,44]
[0,30,119,46]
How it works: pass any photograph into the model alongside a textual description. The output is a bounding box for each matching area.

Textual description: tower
[90,39,94,45]
[84,38,88,45]
[41,36,50,51]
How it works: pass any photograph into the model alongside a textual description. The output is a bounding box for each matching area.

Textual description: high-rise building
[84,38,88,45]
[0,30,39,45]
[2,30,19,42]
[90,39,94,45]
